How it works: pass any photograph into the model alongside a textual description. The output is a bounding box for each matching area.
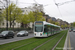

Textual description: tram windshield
[35,26,43,32]
[35,22,43,32]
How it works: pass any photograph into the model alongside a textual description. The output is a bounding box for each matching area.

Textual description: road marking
[68,33,71,50]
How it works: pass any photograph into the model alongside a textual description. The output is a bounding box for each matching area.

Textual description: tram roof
[43,21,60,28]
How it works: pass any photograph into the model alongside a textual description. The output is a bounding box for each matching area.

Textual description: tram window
[44,25,48,32]
[35,26,43,32]
[44,28,48,32]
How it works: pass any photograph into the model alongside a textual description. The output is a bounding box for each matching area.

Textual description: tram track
[11,39,39,50]
[0,38,39,50]
[33,33,63,50]
[12,33,61,50]
[0,30,67,50]
[33,30,67,50]
[52,33,66,50]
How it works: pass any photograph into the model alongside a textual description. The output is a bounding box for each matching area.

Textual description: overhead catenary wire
[44,8,53,17]
[33,0,55,18]
[56,0,75,6]
[0,0,3,4]
[18,2,34,4]
[53,0,63,17]
[0,0,6,8]
[0,0,14,8]
[33,0,51,12]
[33,0,51,7]
[34,0,38,4]
[53,0,75,17]
[58,7,74,19]
[15,1,51,7]
[57,6,63,17]
[59,7,72,15]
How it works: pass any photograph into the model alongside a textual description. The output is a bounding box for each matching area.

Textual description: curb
[63,31,68,50]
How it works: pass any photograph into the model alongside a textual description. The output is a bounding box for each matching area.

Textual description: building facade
[0,19,21,28]
[0,3,45,28]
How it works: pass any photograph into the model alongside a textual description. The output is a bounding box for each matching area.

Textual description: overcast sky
[1,0,75,23]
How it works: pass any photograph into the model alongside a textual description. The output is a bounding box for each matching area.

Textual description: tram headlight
[40,33,42,35]
[34,33,36,35]
[40,33,42,34]
[34,33,36,34]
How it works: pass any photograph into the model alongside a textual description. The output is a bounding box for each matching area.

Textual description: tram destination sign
[35,23,43,25]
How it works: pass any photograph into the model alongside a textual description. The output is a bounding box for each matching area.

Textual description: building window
[12,23,16,26]
[14,23,16,26]
[11,23,12,26]
[22,10,24,12]
[0,12,1,14]
[2,23,4,26]
[26,10,27,11]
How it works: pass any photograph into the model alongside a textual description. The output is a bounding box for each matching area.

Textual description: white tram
[34,21,60,37]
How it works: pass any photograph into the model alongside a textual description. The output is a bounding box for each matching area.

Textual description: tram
[34,21,60,37]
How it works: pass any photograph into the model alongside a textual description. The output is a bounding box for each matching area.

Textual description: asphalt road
[0,33,34,45]
[68,31,75,50]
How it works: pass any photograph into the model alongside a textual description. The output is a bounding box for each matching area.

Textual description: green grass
[15,33,60,50]
[0,38,38,50]
[36,30,68,50]
[0,30,67,50]
[54,30,68,50]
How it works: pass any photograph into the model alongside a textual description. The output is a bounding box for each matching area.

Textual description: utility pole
[9,0,12,28]
[16,0,18,5]
[1,0,8,30]
[33,4,38,21]
[5,0,8,30]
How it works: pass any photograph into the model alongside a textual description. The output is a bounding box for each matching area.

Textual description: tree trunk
[24,24,28,29]
[10,10,12,28]
[9,0,11,28]
[10,11,11,28]
[13,16,15,31]
[13,20,14,31]
[21,22,24,28]
[24,24,25,28]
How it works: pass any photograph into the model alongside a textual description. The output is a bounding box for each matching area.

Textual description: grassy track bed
[15,31,64,50]
[0,33,60,50]
[0,38,39,50]
[15,34,60,50]
[54,30,68,50]
[36,30,67,50]
[0,30,67,50]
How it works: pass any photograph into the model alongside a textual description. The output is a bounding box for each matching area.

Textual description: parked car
[17,30,28,37]
[73,29,75,32]
[69,28,73,32]
[69,29,72,32]
[0,30,14,39]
